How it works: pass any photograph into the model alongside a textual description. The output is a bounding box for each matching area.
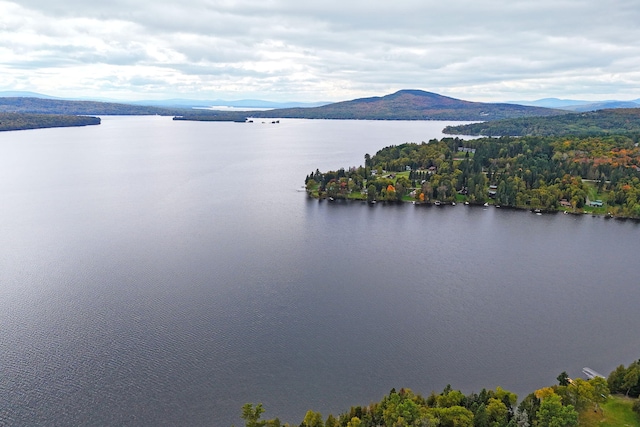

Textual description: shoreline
[308,193,640,221]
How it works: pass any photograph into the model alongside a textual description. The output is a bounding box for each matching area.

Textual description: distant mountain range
[3,90,639,114]
[5,89,640,123]
[508,97,640,112]
[0,91,328,110]
[180,90,565,122]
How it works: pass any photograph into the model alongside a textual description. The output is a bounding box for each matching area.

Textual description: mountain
[0,91,61,99]
[241,89,564,121]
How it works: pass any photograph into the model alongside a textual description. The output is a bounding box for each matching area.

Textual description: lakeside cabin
[589,200,604,207]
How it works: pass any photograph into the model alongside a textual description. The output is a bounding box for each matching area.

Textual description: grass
[579,395,640,427]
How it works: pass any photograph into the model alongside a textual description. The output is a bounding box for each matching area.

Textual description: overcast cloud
[1,0,639,102]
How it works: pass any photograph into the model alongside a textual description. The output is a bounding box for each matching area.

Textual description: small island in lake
[306,133,640,219]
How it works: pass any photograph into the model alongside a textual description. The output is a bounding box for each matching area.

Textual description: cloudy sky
[1,0,640,102]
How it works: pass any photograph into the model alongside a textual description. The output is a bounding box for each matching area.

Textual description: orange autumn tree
[386,184,396,201]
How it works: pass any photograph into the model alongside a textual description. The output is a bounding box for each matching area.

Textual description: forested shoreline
[0,112,101,131]
[305,133,640,219]
[239,360,640,427]
[442,108,640,137]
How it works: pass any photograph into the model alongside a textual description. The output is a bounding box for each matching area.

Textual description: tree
[303,410,324,427]
[386,184,397,202]
[589,376,609,412]
[536,394,578,427]
[241,403,266,427]
[473,403,489,427]
[367,184,377,202]
[431,406,474,427]
[511,408,530,427]
[557,372,570,386]
[486,398,508,426]
[325,414,338,427]
[346,416,361,427]
[608,364,627,393]
[623,363,640,397]
[306,179,317,193]
[565,378,595,411]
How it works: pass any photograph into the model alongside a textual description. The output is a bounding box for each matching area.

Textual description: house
[589,200,604,207]
[560,199,572,207]
[457,147,476,154]
[427,166,437,174]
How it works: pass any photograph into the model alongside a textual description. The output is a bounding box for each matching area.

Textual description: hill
[0,97,183,116]
[443,108,640,136]
[176,90,565,122]
[562,100,640,112]
[509,97,640,112]
[0,112,100,131]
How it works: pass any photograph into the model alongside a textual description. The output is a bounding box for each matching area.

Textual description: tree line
[443,108,640,137]
[237,358,640,427]
[0,112,100,131]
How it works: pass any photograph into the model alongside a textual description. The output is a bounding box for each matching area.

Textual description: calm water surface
[0,117,639,426]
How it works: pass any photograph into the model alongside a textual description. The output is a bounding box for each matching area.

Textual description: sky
[2,0,640,103]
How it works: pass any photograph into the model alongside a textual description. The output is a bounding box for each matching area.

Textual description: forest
[442,108,640,137]
[0,112,100,131]
[305,133,640,218]
[238,359,640,427]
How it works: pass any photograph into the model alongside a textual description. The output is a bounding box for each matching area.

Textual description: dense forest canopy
[443,108,640,137]
[306,134,640,218]
[238,358,640,427]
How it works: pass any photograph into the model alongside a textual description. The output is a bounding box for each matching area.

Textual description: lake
[0,116,639,426]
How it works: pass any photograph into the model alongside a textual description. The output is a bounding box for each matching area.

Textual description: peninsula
[306,133,640,219]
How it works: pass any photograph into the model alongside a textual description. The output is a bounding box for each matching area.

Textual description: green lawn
[579,395,640,427]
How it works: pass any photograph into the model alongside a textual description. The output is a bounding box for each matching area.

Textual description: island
[305,134,640,219]
[0,112,101,132]
[238,358,640,427]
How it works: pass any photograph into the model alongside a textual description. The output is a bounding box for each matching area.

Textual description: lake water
[0,116,639,426]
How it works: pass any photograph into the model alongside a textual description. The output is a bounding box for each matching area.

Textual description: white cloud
[1,0,640,102]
